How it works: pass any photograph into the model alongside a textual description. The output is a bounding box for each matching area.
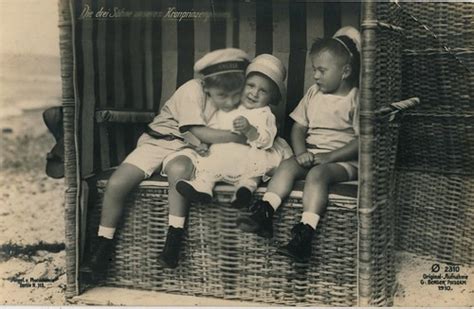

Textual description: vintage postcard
[0,0,472,307]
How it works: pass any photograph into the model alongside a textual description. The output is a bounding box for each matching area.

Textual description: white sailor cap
[194,48,250,77]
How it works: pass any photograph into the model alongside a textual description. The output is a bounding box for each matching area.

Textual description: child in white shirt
[237,27,361,263]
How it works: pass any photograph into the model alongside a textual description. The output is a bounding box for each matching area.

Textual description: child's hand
[233,116,251,134]
[312,153,332,165]
[296,152,314,168]
[195,143,209,157]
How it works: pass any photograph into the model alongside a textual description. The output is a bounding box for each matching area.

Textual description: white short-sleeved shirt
[290,85,359,152]
[148,79,218,137]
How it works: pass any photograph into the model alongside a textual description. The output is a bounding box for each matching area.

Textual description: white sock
[169,215,185,228]
[262,192,282,211]
[98,225,116,239]
[301,212,320,230]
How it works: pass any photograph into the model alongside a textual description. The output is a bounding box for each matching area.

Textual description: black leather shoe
[158,226,185,269]
[236,200,274,238]
[176,180,212,203]
[276,223,315,262]
[81,236,114,273]
[231,187,252,209]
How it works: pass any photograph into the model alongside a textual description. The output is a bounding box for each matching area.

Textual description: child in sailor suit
[176,54,290,207]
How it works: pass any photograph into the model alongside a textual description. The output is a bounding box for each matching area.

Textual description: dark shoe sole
[276,246,310,263]
[231,187,252,209]
[176,181,212,203]
[236,216,273,239]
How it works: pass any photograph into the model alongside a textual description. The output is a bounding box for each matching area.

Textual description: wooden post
[359,0,377,306]
[58,0,79,299]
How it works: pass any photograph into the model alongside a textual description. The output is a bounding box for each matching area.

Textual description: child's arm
[233,113,277,149]
[313,138,359,165]
[188,126,247,145]
[291,122,308,156]
[291,122,313,168]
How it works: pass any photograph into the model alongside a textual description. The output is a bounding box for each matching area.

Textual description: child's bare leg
[277,163,350,262]
[265,157,308,208]
[160,155,195,269]
[164,155,195,217]
[302,163,349,216]
[84,163,145,274]
[101,163,146,229]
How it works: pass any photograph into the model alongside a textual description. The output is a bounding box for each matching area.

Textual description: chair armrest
[374,97,420,121]
[95,110,156,124]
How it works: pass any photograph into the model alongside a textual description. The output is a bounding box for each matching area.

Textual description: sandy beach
[0,109,66,305]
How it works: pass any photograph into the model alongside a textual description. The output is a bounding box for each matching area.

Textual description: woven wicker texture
[58,0,78,298]
[84,182,358,306]
[356,2,404,305]
[395,171,474,265]
[390,2,474,265]
[400,53,473,115]
[394,2,473,172]
[397,115,474,175]
[400,2,473,50]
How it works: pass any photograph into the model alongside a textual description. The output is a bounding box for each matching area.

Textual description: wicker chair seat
[84,174,358,306]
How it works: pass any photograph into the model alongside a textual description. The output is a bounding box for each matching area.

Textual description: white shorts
[161,148,200,176]
[307,148,358,180]
[123,133,188,178]
[334,162,358,180]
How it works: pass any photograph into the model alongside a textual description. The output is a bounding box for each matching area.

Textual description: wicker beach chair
[58,0,472,306]
[391,2,473,266]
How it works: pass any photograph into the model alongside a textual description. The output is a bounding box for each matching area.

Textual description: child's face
[310,50,348,94]
[241,74,274,109]
[206,87,242,112]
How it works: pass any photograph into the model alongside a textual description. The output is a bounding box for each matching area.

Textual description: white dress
[191,105,282,195]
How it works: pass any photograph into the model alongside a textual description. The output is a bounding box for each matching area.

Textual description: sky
[0,0,61,114]
[0,0,60,57]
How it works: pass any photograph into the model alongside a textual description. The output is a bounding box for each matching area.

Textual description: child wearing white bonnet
[176,54,292,209]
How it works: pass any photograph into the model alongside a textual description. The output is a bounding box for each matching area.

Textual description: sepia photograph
[0,0,472,307]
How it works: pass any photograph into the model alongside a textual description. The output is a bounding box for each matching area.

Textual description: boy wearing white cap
[237,27,361,263]
[83,48,251,275]
[159,54,292,268]
[175,54,287,204]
